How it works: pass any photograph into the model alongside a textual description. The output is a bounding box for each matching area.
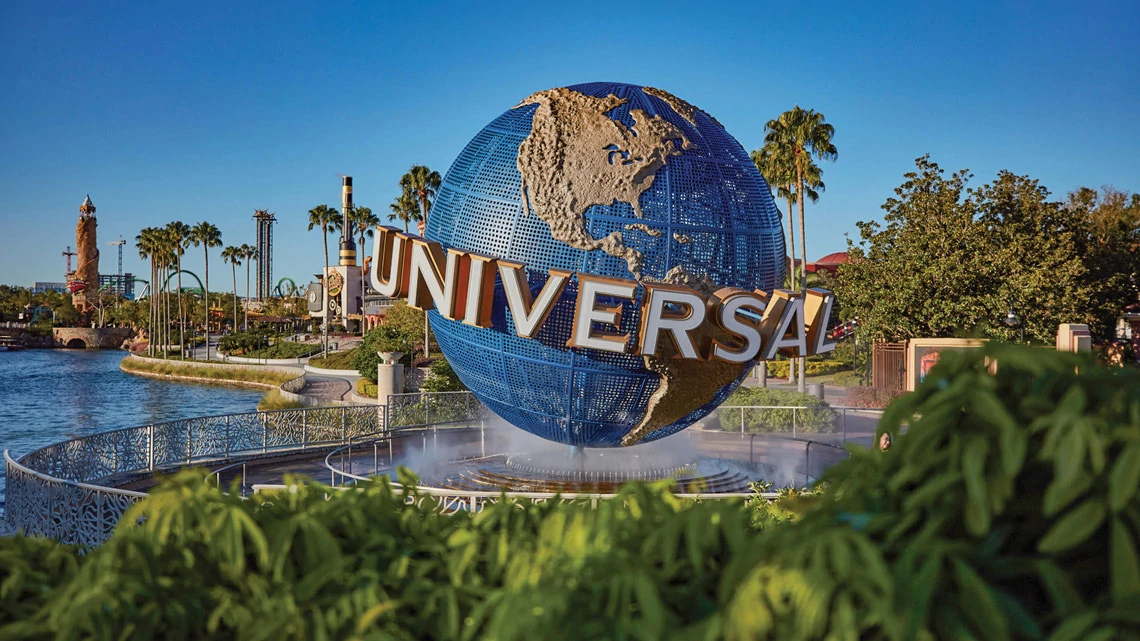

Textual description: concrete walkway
[302,374,358,402]
[178,339,363,404]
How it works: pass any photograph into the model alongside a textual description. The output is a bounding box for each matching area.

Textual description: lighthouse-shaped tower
[70,194,100,321]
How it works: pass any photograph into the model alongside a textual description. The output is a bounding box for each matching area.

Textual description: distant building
[253,209,276,301]
[98,273,135,300]
[31,282,68,294]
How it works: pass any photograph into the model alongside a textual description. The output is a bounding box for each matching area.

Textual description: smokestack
[339,176,356,266]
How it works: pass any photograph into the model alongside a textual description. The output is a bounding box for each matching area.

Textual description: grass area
[257,389,307,410]
[121,356,297,387]
[306,348,357,371]
[242,340,321,360]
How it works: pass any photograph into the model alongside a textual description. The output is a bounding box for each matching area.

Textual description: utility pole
[62,246,77,278]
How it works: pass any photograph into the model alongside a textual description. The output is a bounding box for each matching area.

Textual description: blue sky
[1,0,1136,290]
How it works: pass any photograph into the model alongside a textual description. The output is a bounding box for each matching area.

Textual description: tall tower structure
[71,195,100,318]
[338,176,356,266]
[253,209,276,300]
[310,177,364,334]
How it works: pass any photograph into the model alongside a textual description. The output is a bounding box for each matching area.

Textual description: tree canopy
[834,156,1136,343]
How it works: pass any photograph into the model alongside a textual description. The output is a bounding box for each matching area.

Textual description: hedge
[4,345,1140,640]
[764,358,847,379]
[715,386,838,433]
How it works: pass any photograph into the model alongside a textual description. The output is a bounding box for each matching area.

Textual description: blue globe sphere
[426,82,785,447]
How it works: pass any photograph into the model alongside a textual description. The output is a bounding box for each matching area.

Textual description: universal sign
[368,227,836,362]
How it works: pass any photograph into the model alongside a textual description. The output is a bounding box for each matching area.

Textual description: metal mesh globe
[426,82,785,447]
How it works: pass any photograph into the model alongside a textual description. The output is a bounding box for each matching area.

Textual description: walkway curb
[304,364,360,376]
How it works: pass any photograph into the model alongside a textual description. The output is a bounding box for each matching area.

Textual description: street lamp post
[1004,309,1024,344]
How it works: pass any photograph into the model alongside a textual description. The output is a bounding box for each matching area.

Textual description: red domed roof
[815,252,850,265]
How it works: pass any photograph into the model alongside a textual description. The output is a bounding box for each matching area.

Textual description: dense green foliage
[420,359,466,393]
[716,386,837,433]
[5,346,1140,640]
[835,158,1138,343]
[380,301,438,361]
[218,329,273,355]
[0,285,79,325]
[353,326,416,382]
[764,359,846,379]
[242,340,321,360]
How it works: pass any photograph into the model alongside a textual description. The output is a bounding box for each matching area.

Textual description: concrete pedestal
[376,363,404,404]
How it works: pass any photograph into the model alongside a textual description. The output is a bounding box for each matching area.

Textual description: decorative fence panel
[5,405,387,545]
[386,391,486,429]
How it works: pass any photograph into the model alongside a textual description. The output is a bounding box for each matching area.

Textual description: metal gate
[872,341,907,391]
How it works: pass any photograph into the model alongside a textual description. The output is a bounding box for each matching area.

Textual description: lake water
[0,349,264,508]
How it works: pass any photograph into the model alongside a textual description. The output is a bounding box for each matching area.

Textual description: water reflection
[0,349,263,506]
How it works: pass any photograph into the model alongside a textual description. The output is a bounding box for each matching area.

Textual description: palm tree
[752,145,816,385]
[762,107,837,392]
[155,226,177,358]
[307,204,340,278]
[349,205,380,334]
[752,147,797,291]
[221,246,242,333]
[399,165,441,233]
[399,166,441,359]
[388,189,421,234]
[189,222,222,359]
[763,107,837,293]
[240,244,257,331]
[165,221,191,357]
[135,228,159,355]
[308,204,340,354]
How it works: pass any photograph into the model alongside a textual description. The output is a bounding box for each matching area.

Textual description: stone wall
[53,327,134,349]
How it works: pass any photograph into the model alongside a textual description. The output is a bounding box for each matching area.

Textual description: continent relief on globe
[513,86,753,446]
[513,87,696,277]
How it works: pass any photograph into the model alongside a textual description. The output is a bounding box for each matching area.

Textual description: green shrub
[765,358,846,379]
[1,473,761,640]
[832,370,863,387]
[9,346,1140,640]
[242,340,320,360]
[420,358,465,393]
[0,535,78,631]
[716,344,1140,639]
[218,329,273,355]
[356,377,377,398]
[717,386,837,433]
[353,326,415,382]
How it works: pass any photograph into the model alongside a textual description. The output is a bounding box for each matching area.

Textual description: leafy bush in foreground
[720,345,1140,640]
[4,345,1139,640]
[2,474,759,641]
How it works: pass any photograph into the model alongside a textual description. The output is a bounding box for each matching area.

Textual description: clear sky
[1,0,1136,290]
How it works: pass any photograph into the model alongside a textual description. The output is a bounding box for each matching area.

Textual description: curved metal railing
[4,404,387,545]
[5,391,881,545]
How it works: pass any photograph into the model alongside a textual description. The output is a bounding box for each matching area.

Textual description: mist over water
[389,414,820,491]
